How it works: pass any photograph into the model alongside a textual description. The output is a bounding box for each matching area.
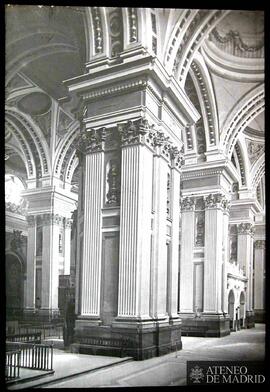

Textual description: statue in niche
[230,237,238,262]
[10,230,23,251]
[106,160,120,205]
[195,212,204,246]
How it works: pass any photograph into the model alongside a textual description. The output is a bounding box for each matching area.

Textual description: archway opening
[228,290,235,331]
[240,291,246,328]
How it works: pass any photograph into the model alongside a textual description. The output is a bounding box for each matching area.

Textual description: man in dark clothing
[63,298,75,348]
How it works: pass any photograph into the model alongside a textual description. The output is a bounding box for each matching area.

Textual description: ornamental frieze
[237,223,255,236]
[180,196,195,211]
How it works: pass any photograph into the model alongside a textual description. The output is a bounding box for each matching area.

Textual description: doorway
[228,289,235,331]
[240,291,246,328]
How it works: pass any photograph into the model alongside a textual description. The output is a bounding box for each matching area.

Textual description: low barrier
[6,350,21,381]
[6,342,53,371]
[6,332,41,344]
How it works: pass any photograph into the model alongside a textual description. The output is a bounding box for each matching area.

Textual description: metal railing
[6,350,21,381]
[6,342,53,371]
[18,322,63,339]
[6,332,41,344]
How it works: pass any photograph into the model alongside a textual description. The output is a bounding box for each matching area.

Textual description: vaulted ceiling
[5,6,265,195]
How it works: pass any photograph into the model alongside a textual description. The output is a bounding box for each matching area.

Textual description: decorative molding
[254,240,265,249]
[166,9,192,64]
[234,142,246,185]
[184,73,205,155]
[109,7,123,57]
[81,79,148,101]
[173,10,208,73]
[209,28,264,58]
[151,10,157,54]
[191,61,216,145]
[128,8,138,43]
[180,196,195,211]
[92,7,103,54]
[237,223,255,236]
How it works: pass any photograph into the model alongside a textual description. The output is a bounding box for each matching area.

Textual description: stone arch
[5,106,51,177]
[234,140,249,188]
[5,130,37,180]
[220,85,264,157]
[251,153,265,190]
[174,10,230,85]
[190,52,219,148]
[53,124,79,179]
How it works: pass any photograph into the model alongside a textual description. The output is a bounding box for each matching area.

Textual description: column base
[254,309,265,323]
[72,318,182,360]
[246,311,255,328]
[179,313,230,337]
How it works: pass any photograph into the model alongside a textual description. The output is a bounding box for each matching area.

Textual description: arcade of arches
[5,6,265,360]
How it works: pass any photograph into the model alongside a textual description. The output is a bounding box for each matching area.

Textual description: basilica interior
[5,6,265,361]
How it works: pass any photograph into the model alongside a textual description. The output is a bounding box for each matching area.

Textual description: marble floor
[39,324,265,388]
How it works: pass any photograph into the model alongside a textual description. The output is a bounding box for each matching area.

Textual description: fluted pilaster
[25,215,36,310]
[179,197,195,313]
[151,149,169,318]
[203,193,228,313]
[118,134,153,318]
[80,151,104,316]
[237,222,254,312]
[254,240,265,312]
[167,163,181,318]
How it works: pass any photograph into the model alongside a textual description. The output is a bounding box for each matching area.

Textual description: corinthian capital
[254,240,265,249]
[77,127,107,154]
[237,223,255,235]
[204,193,223,209]
[180,196,195,211]
[170,146,184,169]
[26,215,36,227]
[118,118,151,147]
[64,218,73,229]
